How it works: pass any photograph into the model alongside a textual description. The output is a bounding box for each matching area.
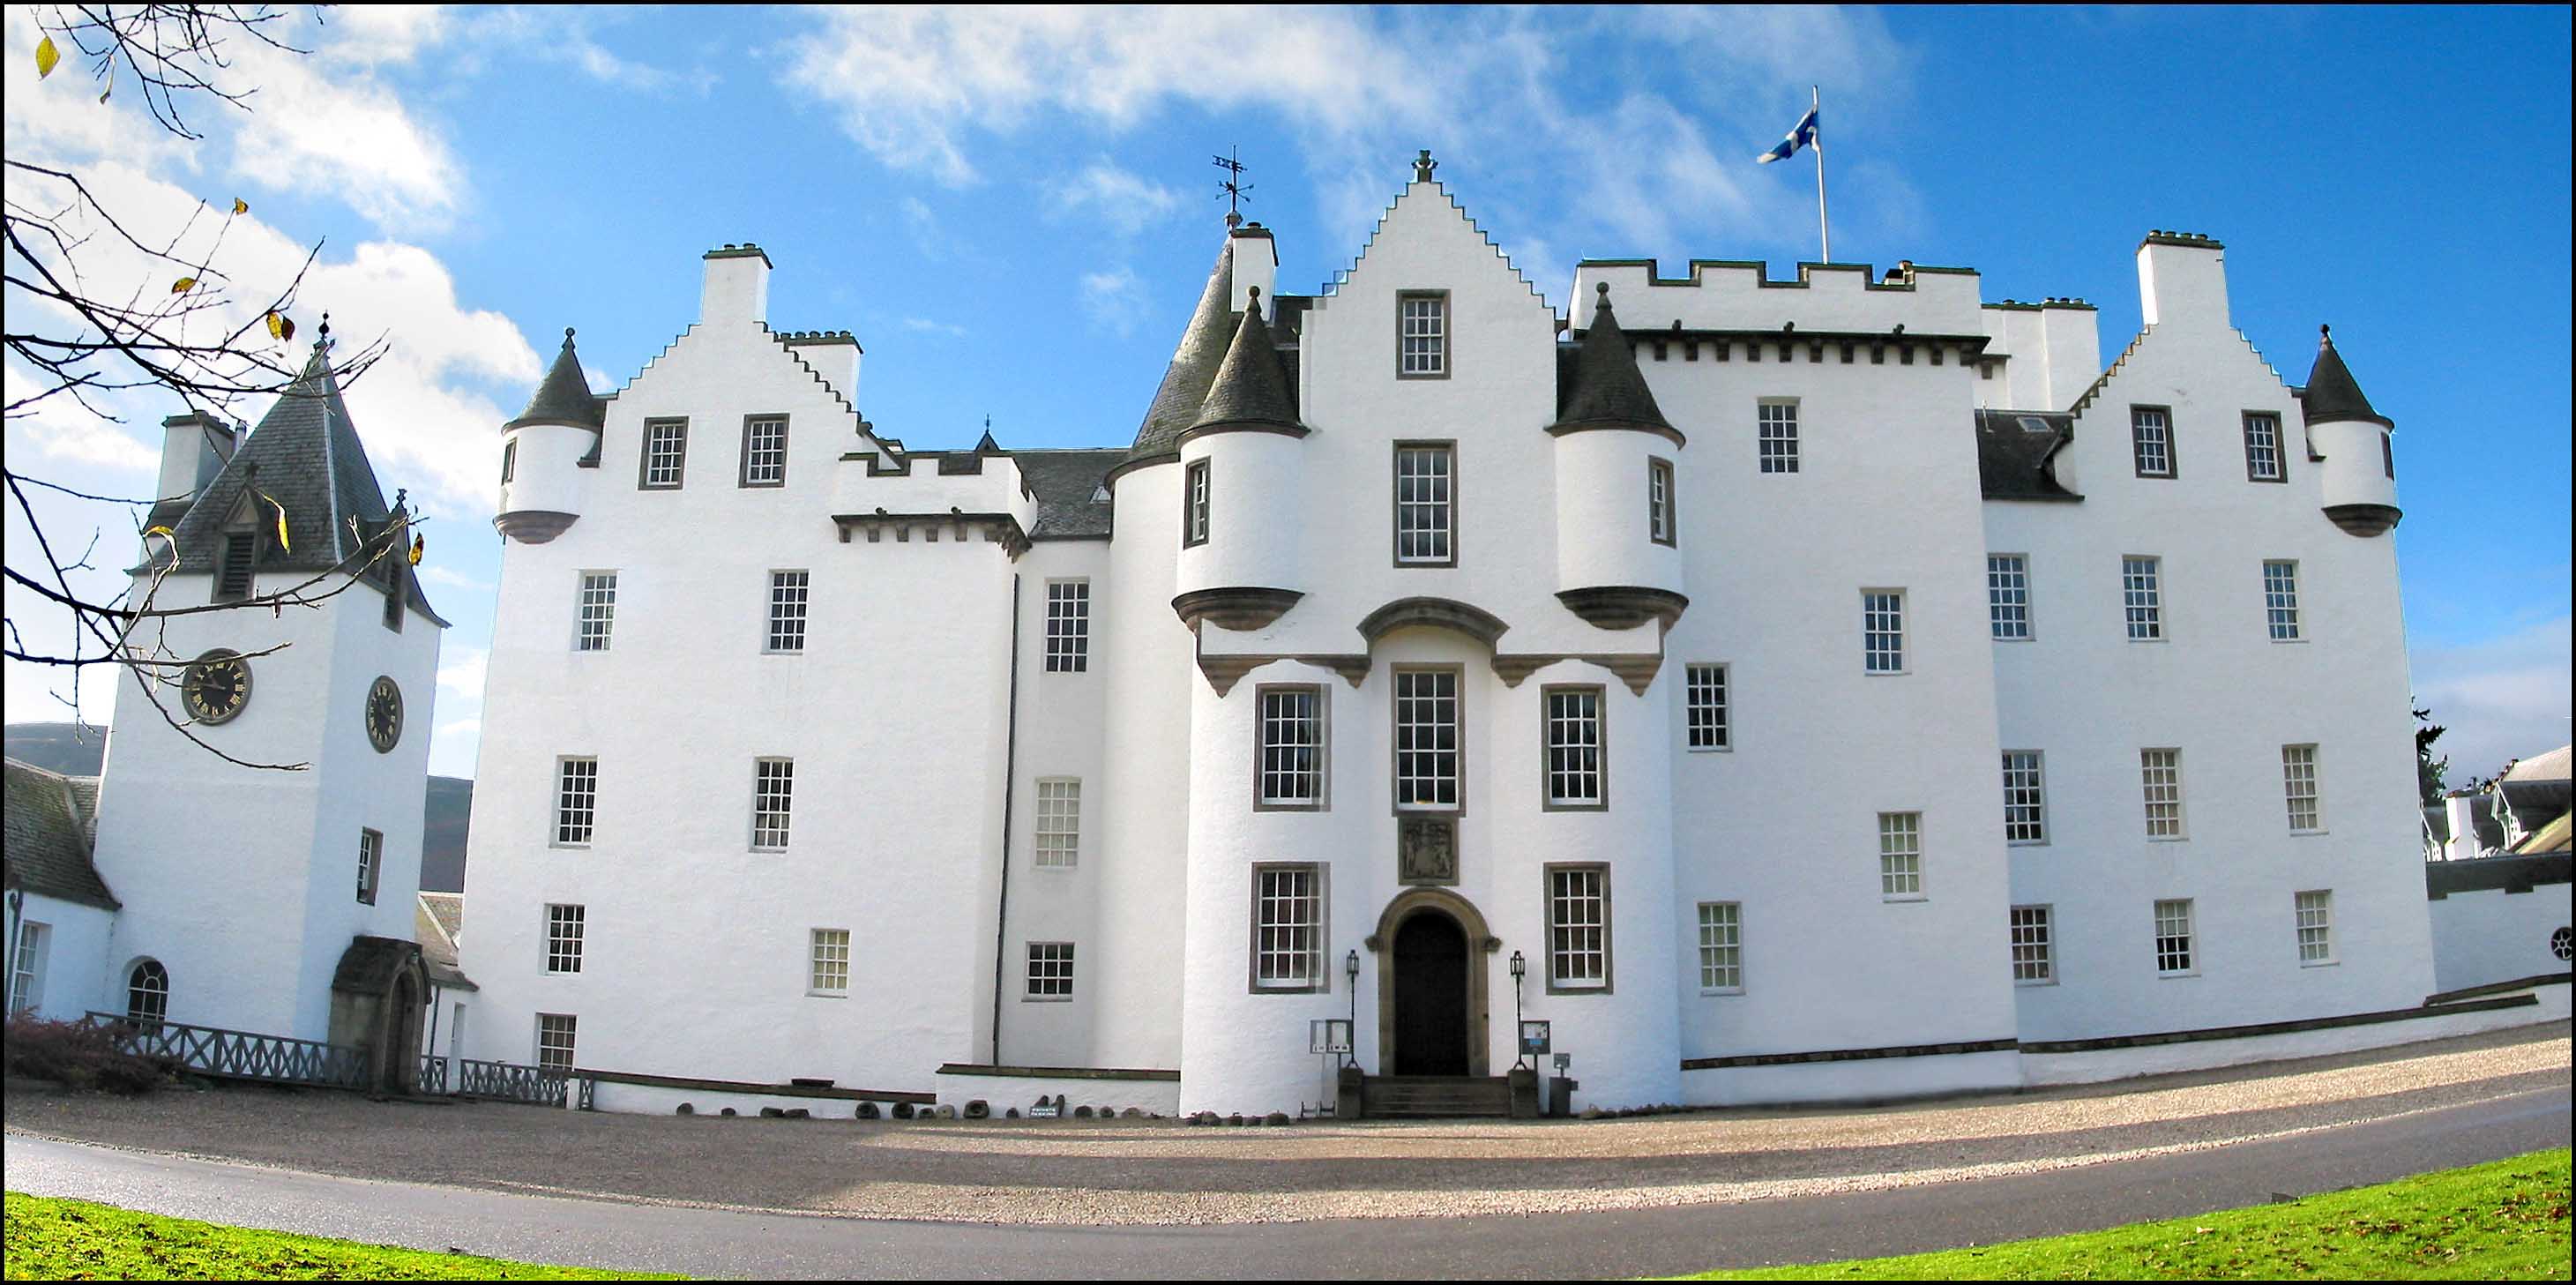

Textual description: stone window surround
[1540,683,1609,811]
[544,902,585,975]
[2122,555,2165,642]
[2282,743,2325,834]
[534,1012,577,1072]
[1392,440,1459,568]
[737,413,791,489]
[1696,900,1743,995]
[765,570,810,654]
[1863,588,1908,675]
[1252,684,1329,811]
[2154,899,2197,977]
[1647,455,1676,547]
[574,570,617,653]
[1544,862,1613,995]
[1249,863,1330,994]
[1396,289,1451,380]
[1684,661,1729,752]
[552,756,598,848]
[2241,410,2288,483]
[1182,457,1211,549]
[750,757,794,852]
[2011,904,2055,986]
[2264,559,2303,643]
[809,927,852,996]
[2131,404,2176,479]
[1758,399,1801,474]
[1988,553,2033,641]
[1391,663,1467,817]
[357,827,382,906]
[2295,889,2336,967]
[1024,941,1076,1002]
[2140,747,2186,840]
[1044,579,1092,674]
[2002,749,2049,846]
[638,417,688,490]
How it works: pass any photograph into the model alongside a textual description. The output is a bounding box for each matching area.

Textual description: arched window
[127,959,169,1024]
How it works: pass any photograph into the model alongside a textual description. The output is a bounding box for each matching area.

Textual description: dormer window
[1398,292,1448,378]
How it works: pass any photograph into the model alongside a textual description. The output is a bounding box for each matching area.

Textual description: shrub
[4,1015,177,1094]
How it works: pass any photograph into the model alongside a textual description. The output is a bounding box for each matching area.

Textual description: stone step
[1362,1075,1513,1118]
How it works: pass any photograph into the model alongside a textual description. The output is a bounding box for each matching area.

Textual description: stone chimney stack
[157,411,235,506]
[701,243,773,327]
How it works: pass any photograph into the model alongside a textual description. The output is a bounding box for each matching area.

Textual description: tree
[2413,702,2449,807]
[5,4,413,770]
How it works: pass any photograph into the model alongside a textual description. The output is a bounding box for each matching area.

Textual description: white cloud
[1079,266,1148,338]
[1048,158,1183,235]
[437,646,488,698]
[416,564,492,591]
[2413,616,2573,784]
[780,6,1915,289]
[901,317,970,338]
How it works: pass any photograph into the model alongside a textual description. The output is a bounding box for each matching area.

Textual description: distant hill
[4,721,472,893]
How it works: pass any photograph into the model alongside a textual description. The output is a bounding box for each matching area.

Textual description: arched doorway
[1392,911,1469,1074]
[1370,888,1494,1078]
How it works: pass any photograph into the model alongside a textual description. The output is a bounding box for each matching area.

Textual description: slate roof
[1553,285,1675,435]
[2296,326,2392,429]
[505,329,606,431]
[1126,237,1238,464]
[414,891,477,990]
[2499,744,2572,835]
[1975,410,2084,502]
[154,340,447,625]
[1014,448,1127,541]
[3,758,119,910]
[1188,295,1303,435]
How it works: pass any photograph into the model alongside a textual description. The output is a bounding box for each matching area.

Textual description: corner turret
[2302,325,2401,536]
[495,327,605,544]
[1551,284,1688,631]
[1172,288,1309,631]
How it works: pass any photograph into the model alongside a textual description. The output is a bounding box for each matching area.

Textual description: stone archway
[327,935,429,1094]
[1370,887,1496,1078]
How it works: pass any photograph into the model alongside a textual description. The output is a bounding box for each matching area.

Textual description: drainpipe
[4,886,22,1015]
[989,572,1023,1065]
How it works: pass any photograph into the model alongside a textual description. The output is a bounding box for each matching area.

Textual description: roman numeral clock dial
[180,649,251,725]
[366,675,404,753]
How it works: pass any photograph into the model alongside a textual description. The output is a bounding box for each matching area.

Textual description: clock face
[181,649,251,725]
[365,676,403,753]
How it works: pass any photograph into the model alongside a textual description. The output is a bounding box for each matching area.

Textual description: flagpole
[1811,85,1831,263]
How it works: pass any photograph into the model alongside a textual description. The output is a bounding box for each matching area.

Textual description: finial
[1413,149,1437,183]
[1594,281,1609,297]
[2319,323,2333,343]
[1248,285,1262,303]
[315,311,332,351]
[564,326,576,344]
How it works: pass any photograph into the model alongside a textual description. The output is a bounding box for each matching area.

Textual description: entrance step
[1362,1074,1512,1118]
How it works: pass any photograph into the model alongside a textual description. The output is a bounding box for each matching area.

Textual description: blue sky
[4,5,2567,781]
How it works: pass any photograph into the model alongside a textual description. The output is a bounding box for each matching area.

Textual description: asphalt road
[6,1087,2567,1279]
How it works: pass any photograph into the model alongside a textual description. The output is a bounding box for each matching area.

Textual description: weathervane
[1213,146,1251,228]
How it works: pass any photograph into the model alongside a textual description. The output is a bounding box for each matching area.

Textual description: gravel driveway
[7,1021,2566,1226]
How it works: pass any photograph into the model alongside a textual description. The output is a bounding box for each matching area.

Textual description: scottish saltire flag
[1757,107,1818,164]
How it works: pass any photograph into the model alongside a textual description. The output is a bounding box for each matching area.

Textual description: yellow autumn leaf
[232,198,249,215]
[265,311,294,342]
[36,34,60,78]
[170,276,198,295]
[268,497,290,552]
[409,534,424,566]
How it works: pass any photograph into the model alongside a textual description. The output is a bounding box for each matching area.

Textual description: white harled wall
[1987,239,2433,1043]
[456,196,2478,1117]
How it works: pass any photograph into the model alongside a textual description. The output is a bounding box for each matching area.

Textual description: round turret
[1550,284,1688,630]
[2303,325,2400,537]
[1171,288,1308,631]
[495,328,604,544]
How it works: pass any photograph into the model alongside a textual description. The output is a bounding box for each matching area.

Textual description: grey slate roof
[1015,448,1127,540]
[1975,410,2084,502]
[2296,326,2392,429]
[1554,286,1675,434]
[3,758,119,910]
[414,891,477,990]
[505,328,606,431]
[1126,237,1238,464]
[1188,295,1303,435]
[155,341,447,625]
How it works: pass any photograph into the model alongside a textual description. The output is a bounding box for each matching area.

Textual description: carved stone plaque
[1398,815,1459,885]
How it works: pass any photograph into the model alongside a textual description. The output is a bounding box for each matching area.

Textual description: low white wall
[2430,886,2572,994]
[1682,1050,2022,1107]
[583,1079,925,1119]
[2020,991,2568,1087]
[933,1070,1180,1118]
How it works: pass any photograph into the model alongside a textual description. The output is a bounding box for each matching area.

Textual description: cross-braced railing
[453,1057,568,1107]
[82,1013,369,1090]
[416,1054,450,1095]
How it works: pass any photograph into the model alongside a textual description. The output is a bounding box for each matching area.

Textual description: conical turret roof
[2297,325,2391,429]
[506,328,605,431]
[155,331,446,624]
[1125,237,1237,463]
[1553,283,1675,436]
[1186,288,1302,436]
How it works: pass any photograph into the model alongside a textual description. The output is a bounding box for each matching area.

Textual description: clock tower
[86,330,447,1073]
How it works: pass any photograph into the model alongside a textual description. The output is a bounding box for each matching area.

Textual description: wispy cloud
[1047,158,1183,235]
[1079,266,1147,337]
[902,317,969,338]
[2413,616,2573,782]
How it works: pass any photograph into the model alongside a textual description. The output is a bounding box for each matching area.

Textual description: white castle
[450,154,2489,1118]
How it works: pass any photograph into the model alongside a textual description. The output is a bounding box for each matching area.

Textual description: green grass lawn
[1685,1147,2572,1281]
[1,1192,682,1281]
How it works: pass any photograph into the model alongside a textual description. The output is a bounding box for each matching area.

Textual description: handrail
[81,1012,368,1090]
